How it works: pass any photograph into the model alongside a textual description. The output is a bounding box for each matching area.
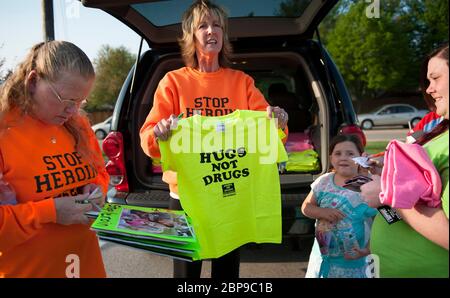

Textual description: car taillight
[339,124,367,147]
[102,132,129,192]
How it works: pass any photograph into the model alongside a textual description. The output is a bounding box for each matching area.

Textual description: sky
[0,0,147,72]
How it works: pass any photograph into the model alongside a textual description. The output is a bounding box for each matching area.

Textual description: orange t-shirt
[140,67,271,159]
[140,67,275,196]
[0,112,109,277]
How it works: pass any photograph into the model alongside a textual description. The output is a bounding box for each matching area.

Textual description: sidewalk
[99,239,310,278]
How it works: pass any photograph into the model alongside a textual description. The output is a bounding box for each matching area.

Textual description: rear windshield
[132,0,313,27]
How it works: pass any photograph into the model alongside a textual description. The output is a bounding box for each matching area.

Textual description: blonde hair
[178,0,232,68]
[0,40,101,168]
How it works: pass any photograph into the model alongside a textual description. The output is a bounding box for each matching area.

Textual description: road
[364,127,408,142]
[100,237,312,278]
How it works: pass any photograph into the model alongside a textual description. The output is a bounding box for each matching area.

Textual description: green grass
[365,141,389,155]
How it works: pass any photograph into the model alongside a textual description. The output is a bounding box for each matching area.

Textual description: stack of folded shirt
[285,149,320,172]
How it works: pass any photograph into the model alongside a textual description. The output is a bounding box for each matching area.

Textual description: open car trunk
[131,50,330,188]
[81,0,357,237]
[82,0,338,47]
[106,43,335,237]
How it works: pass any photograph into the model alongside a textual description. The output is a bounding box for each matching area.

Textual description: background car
[358,104,428,130]
[91,116,112,139]
[83,0,363,241]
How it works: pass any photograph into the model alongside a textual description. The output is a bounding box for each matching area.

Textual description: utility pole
[42,0,55,41]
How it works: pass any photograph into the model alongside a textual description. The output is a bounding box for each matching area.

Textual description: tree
[274,1,448,100]
[406,0,449,59]
[275,0,313,17]
[318,0,359,44]
[275,0,357,41]
[86,45,136,111]
[323,0,448,101]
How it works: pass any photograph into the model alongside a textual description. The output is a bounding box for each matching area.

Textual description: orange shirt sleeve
[140,74,179,159]
[0,197,56,253]
[91,137,109,195]
[0,147,55,252]
[245,74,270,111]
[83,117,110,195]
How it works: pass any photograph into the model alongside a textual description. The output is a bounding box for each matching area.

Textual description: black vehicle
[82,0,365,240]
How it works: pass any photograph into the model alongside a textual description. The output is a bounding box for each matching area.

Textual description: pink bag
[380,140,442,209]
[285,132,314,153]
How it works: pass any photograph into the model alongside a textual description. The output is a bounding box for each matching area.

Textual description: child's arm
[301,190,346,223]
[345,215,375,260]
[344,246,371,260]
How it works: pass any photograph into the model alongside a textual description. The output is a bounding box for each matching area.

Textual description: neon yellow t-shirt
[159,110,288,259]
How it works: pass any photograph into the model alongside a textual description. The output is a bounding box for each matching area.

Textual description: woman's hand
[81,183,100,195]
[53,194,92,225]
[153,114,179,141]
[266,106,288,129]
[318,208,346,223]
[360,175,382,208]
[81,183,104,209]
[361,152,384,175]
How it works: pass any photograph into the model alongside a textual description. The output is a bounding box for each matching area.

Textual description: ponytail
[414,119,449,145]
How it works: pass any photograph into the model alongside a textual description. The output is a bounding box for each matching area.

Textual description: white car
[358,104,428,130]
[92,116,112,139]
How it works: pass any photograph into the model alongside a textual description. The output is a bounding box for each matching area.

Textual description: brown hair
[329,134,364,156]
[178,0,232,68]
[419,42,449,111]
[416,42,449,145]
[0,40,101,168]
[415,119,449,145]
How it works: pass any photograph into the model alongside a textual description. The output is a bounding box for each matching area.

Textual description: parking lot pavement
[364,128,408,142]
[100,237,312,278]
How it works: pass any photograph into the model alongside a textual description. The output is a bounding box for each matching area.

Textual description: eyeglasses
[47,81,87,109]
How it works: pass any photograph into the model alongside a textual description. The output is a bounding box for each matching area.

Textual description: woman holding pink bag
[361,43,449,277]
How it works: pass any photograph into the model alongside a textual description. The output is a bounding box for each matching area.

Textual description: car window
[396,106,414,113]
[131,0,313,27]
[379,107,394,115]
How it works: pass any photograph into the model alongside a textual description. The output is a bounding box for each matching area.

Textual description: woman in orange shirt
[0,41,109,277]
[140,0,288,278]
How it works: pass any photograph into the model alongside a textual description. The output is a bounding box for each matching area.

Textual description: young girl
[301,134,377,278]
